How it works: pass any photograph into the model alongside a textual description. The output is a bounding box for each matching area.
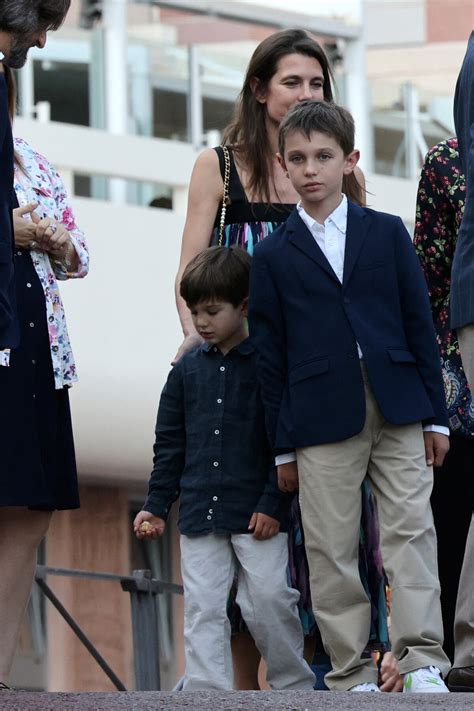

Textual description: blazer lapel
[287,210,340,283]
[343,202,369,288]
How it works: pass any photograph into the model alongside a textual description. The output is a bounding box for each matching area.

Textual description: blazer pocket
[357,260,389,271]
[289,357,329,385]
[387,348,416,363]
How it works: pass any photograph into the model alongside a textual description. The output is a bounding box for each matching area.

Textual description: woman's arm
[13,139,89,279]
[173,147,224,363]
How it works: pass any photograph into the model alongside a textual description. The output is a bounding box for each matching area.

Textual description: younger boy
[248,100,451,693]
[134,246,315,692]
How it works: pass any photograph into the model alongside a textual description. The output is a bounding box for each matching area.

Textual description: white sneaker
[403,666,449,693]
[349,682,380,692]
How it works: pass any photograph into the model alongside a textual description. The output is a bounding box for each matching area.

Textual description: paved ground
[0,691,473,710]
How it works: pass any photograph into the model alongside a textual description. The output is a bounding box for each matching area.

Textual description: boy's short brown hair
[180,246,251,308]
[278,100,355,157]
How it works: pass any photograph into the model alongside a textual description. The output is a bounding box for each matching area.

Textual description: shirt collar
[201,337,254,356]
[297,194,347,235]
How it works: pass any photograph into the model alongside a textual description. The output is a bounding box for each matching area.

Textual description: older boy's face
[189,299,248,355]
[279,130,358,214]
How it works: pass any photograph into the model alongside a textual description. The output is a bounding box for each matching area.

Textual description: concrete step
[0,690,473,710]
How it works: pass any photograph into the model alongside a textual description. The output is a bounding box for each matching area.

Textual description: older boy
[134,246,315,692]
[249,100,451,693]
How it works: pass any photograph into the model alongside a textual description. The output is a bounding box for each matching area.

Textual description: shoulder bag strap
[217,145,231,247]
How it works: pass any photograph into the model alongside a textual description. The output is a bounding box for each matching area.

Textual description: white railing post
[19,57,35,119]
[343,0,372,173]
[188,44,203,149]
[103,0,128,204]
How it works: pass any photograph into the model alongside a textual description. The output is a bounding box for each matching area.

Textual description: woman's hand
[30,211,71,257]
[13,202,39,249]
[172,333,203,365]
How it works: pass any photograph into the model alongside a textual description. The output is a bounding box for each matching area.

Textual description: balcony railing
[35,565,183,691]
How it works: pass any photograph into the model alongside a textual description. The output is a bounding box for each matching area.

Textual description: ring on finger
[49,223,57,234]
[30,240,38,250]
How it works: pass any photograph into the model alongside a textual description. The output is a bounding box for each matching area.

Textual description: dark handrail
[37,565,183,595]
[35,571,127,691]
[35,565,183,691]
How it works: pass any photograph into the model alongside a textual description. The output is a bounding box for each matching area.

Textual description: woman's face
[256,52,326,126]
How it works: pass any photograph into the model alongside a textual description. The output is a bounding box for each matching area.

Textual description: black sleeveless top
[211,146,294,253]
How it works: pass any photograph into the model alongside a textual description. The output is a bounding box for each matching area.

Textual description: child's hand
[248,512,280,540]
[423,431,449,468]
[277,461,299,492]
[379,651,403,692]
[133,511,166,539]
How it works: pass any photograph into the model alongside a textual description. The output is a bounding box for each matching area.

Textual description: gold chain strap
[218,145,231,247]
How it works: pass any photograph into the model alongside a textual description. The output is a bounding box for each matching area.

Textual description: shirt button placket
[212,360,226,527]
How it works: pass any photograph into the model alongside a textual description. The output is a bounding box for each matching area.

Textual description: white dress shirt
[275,196,448,466]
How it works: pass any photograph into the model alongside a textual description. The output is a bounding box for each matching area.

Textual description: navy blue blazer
[248,202,448,451]
[0,73,18,350]
[452,31,474,329]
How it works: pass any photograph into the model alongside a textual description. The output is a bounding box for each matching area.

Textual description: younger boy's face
[189,299,248,355]
[278,130,359,214]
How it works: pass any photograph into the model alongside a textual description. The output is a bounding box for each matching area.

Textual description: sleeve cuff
[0,349,10,367]
[422,425,450,436]
[142,497,171,521]
[255,493,291,522]
[275,451,297,466]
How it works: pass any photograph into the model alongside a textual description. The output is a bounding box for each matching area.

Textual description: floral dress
[214,146,389,651]
[414,138,474,436]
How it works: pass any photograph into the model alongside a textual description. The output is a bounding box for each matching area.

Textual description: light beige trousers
[452,325,474,669]
[296,368,450,690]
[180,532,315,690]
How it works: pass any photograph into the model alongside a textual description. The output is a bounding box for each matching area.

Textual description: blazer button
[348,353,355,359]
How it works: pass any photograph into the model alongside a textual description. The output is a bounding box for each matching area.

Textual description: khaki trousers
[297,367,450,690]
[453,325,474,669]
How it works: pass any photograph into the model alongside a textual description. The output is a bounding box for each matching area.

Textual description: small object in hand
[30,240,38,250]
[139,521,154,533]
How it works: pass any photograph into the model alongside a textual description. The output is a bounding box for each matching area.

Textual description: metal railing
[35,565,183,691]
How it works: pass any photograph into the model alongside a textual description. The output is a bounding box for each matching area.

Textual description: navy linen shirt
[143,339,290,535]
